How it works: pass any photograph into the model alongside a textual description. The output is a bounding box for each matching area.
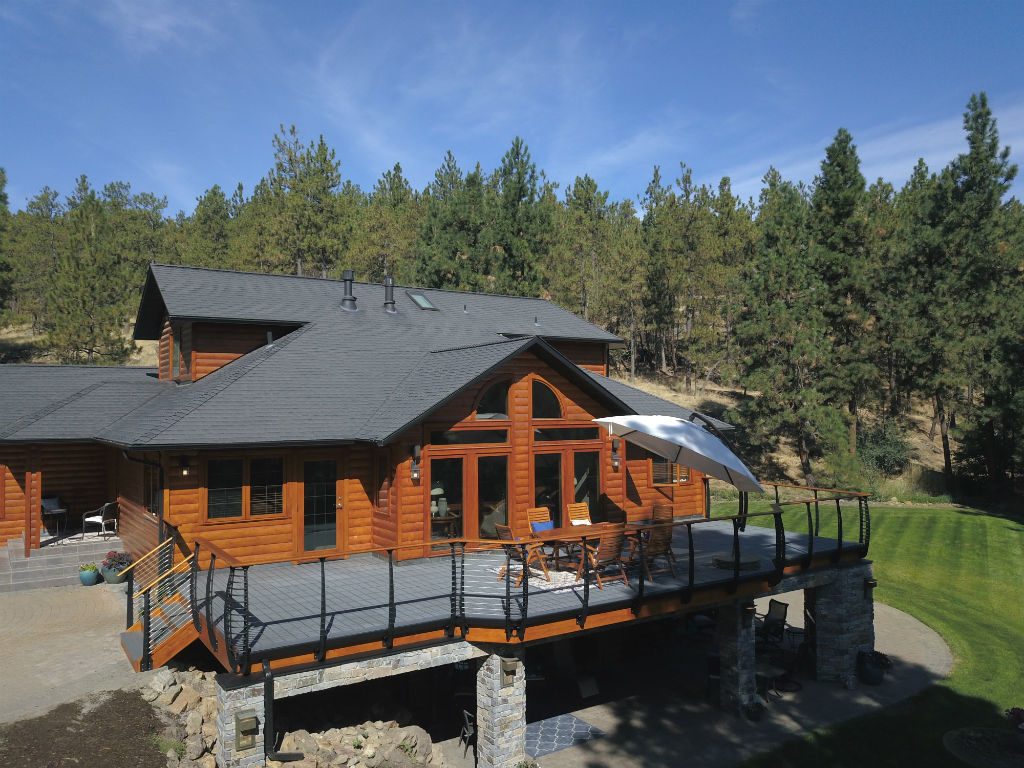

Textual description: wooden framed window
[475,380,510,420]
[651,457,691,486]
[531,380,562,419]
[142,463,163,517]
[205,457,285,521]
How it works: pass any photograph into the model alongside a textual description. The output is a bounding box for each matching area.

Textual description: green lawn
[712,500,1024,766]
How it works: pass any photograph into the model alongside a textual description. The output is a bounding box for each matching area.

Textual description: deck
[194,518,864,668]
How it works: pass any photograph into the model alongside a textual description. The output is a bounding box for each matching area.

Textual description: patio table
[532,522,647,570]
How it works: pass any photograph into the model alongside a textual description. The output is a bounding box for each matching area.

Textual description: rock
[292,761,318,768]
[156,684,182,709]
[201,721,218,747]
[185,735,205,761]
[150,668,175,692]
[162,722,186,743]
[170,685,202,715]
[282,729,319,756]
[430,743,446,766]
[165,748,180,768]
[196,755,216,768]
[199,696,217,722]
[185,709,203,736]
[142,688,161,702]
[395,725,432,763]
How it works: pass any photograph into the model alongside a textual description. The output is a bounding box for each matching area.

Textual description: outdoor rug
[525,713,605,758]
[487,566,583,593]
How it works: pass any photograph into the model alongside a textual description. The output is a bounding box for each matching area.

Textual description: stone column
[476,653,527,768]
[808,561,875,686]
[716,599,758,713]
[214,677,265,768]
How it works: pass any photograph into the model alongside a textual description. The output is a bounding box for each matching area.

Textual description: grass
[715,500,1024,766]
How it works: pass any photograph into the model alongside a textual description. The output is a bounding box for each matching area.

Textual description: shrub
[857,421,911,477]
[102,551,132,570]
[79,562,98,572]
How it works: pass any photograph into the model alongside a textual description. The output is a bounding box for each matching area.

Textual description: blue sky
[2,0,1022,215]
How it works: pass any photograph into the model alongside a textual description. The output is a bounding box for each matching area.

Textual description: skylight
[407,291,437,310]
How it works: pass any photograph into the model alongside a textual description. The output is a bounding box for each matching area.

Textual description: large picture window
[206,457,285,521]
[651,457,691,486]
[143,463,162,517]
[532,380,562,419]
[476,380,510,420]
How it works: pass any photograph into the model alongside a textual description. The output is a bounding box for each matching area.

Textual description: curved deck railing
[165,483,868,674]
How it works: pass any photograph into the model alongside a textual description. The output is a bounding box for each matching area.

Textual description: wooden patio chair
[526,506,553,533]
[566,502,592,526]
[495,524,550,587]
[574,523,628,590]
[631,502,677,580]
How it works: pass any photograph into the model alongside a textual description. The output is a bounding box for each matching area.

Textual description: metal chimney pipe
[384,276,396,313]
[341,269,357,311]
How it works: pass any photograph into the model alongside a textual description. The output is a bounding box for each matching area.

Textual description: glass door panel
[534,453,562,526]
[303,460,337,551]
[477,455,508,539]
[430,457,464,541]
[573,451,601,520]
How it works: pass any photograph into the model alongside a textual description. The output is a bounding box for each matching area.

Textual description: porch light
[611,438,621,470]
[864,578,878,597]
[410,444,422,483]
[179,456,190,477]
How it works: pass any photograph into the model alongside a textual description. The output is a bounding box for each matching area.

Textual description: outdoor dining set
[495,501,679,590]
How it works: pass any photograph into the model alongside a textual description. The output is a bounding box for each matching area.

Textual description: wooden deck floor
[199,521,850,661]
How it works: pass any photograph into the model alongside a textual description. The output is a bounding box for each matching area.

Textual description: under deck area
[195,517,864,667]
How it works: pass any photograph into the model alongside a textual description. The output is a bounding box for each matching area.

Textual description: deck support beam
[715,599,758,713]
[807,561,875,686]
[476,652,527,768]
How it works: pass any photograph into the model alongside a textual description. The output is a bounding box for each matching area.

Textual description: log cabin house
[0,264,875,768]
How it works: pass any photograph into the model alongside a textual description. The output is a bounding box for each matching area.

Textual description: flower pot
[100,565,127,584]
[79,569,99,586]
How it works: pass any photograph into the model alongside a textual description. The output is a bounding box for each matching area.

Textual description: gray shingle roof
[581,371,734,431]
[0,366,162,442]
[135,263,621,344]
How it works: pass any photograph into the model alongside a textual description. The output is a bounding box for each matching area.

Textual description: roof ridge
[429,336,536,353]
[148,262,561,303]
[0,382,107,438]
[131,324,313,446]
[0,364,157,370]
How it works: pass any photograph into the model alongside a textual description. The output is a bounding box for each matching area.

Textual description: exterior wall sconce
[864,577,878,597]
[611,438,621,471]
[235,710,259,750]
[500,656,518,688]
[179,456,191,477]
[410,444,422,483]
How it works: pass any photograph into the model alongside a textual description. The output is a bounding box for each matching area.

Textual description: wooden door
[300,456,344,554]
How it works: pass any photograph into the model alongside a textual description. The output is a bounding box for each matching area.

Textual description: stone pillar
[476,653,527,768]
[809,561,875,686]
[716,599,758,713]
[215,677,265,768]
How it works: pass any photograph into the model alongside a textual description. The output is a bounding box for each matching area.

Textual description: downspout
[122,451,166,542]
[263,660,303,762]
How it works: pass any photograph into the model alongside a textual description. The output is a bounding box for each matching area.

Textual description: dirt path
[0,583,151,723]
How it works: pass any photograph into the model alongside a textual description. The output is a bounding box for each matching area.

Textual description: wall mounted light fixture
[179,456,191,477]
[410,444,422,483]
[611,438,621,470]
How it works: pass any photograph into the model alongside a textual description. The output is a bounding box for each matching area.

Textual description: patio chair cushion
[530,520,554,533]
[570,519,592,526]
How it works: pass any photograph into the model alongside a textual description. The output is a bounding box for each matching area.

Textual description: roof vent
[384,276,397,313]
[341,269,358,311]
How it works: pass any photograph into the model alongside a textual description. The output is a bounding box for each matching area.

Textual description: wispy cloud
[90,0,218,53]
[724,98,1024,201]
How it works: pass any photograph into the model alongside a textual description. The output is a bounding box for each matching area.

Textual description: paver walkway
[440,594,953,767]
[0,583,148,723]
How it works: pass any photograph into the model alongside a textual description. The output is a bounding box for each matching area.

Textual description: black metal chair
[459,709,476,760]
[756,599,788,651]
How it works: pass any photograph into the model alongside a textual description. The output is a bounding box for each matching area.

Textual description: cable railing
[177,488,868,675]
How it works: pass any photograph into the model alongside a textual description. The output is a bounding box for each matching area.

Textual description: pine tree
[0,168,10,314]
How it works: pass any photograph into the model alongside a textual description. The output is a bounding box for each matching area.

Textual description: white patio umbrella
[594,414,764,494]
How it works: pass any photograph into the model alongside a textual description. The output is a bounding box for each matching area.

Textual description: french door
[301,457,343,553]
[427,451,509,543]
[533,448,602,526]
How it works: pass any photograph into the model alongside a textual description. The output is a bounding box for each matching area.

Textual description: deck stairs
[0,535,125,593]
[118,539,200,671]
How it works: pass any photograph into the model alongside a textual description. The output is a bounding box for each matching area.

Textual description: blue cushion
[530,520,554,533]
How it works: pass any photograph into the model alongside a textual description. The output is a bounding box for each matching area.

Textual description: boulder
[196,755,217,768]
[149,668,175,693]
[185,709,204,737]
[395,725,432,763]
[184,734,205,761]
[169,685,202,715]
[165,748,180,768]
[282,729,319,756]
[199,696,217,722]
[142,687,161,703]
[156,684,182,709]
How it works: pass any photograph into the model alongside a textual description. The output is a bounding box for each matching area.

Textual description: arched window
[532,380,562,419]
[476,380,510,420]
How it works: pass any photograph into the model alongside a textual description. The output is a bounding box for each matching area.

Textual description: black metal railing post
[772,508,786,579]
[685,523,696,602]
[241,566,251,674]
[386,549,396,648]
[730,518,741,592]
[503,546,512,641]
[703,477,711,519]
[804,502,815,568]
[141,590,152,671]
[126,570,135,629]
[317,557,327,662]
[205,553,218,651]
[862,497,871,555]
[447,543,457,637]
[813,489,820,536]
[633,529,646,615]
[190,542,201,631]
[577,535,590,628]
[834,499,844,562]
[225,567,236,670]
[519,543,529,639]
[458,543,467,634]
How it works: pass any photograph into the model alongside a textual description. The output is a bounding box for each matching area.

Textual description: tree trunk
[848,398,858,455]
[935,394,954,492]
[981,394,1006,486]
[629,327,636,379]
[798,423,816,486]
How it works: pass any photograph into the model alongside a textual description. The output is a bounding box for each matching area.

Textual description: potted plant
[100,551,132,584]
[79,563,99,586]
[1006,707,1024,744]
